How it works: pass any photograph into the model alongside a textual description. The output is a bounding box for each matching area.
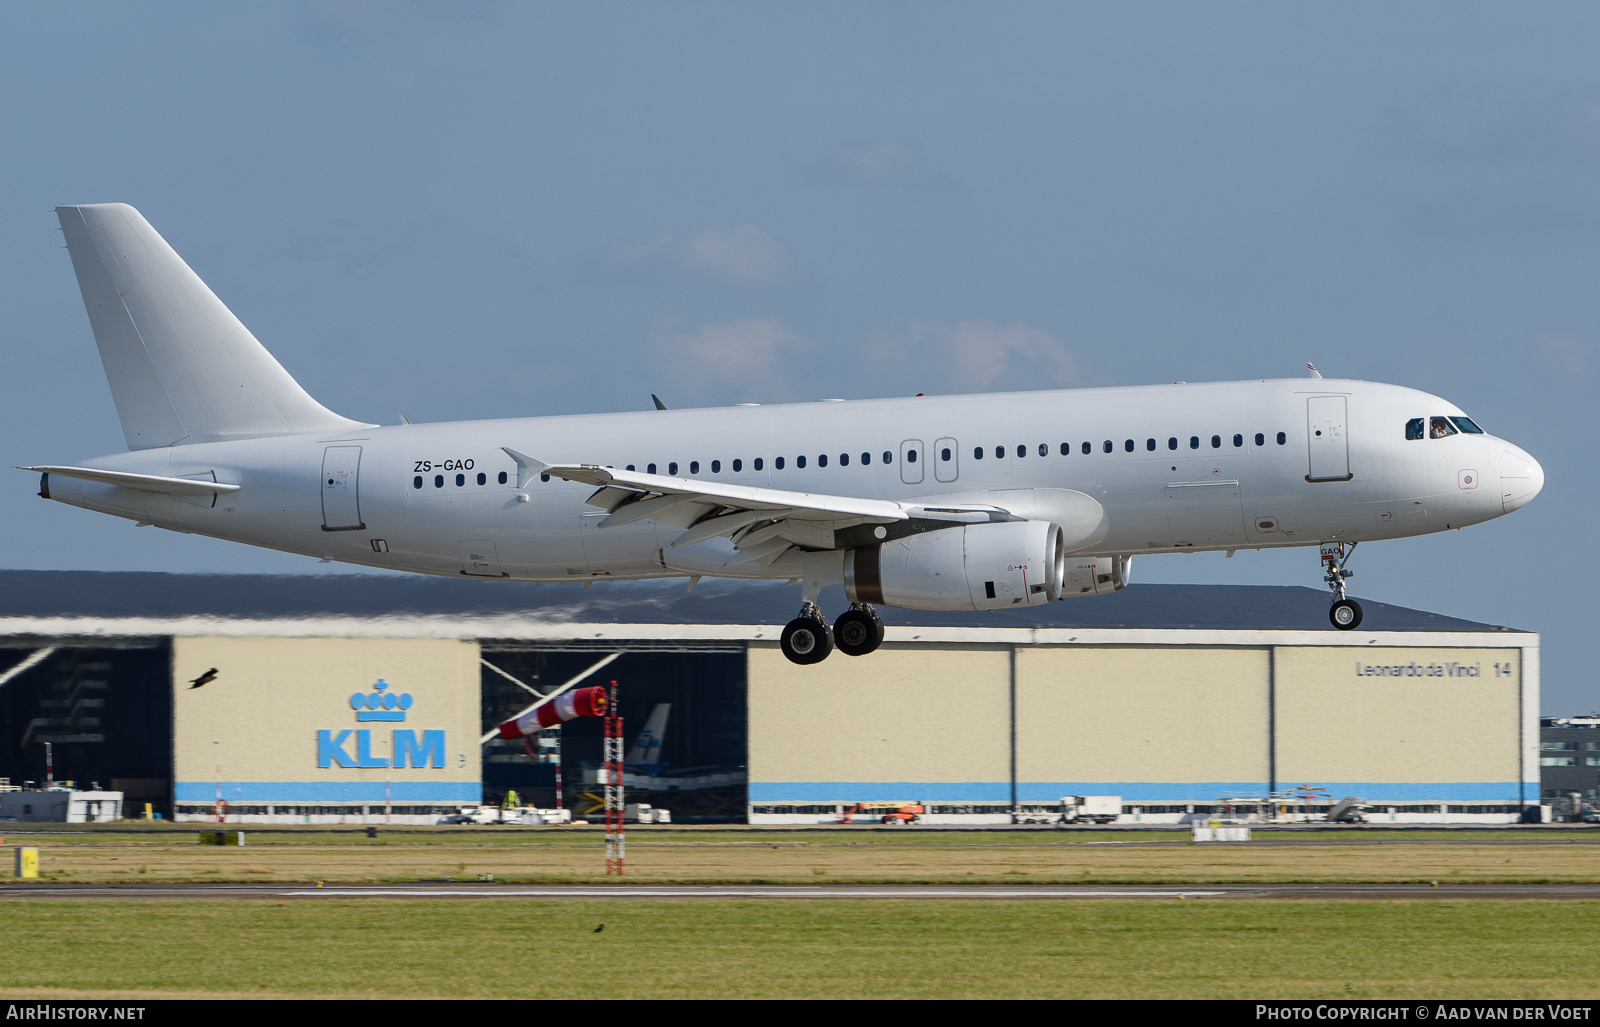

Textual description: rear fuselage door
[934,437,958,482]
[321,446,365,530]
[900,439,925,485]
[1306,396,1351,482]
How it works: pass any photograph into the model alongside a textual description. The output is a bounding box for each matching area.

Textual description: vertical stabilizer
[626,703,671,767]
[55,203,368,449]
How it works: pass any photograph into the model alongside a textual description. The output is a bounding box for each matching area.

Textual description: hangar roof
[0,569,1521,635]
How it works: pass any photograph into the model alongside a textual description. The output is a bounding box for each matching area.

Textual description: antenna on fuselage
[651,394,668,411]
[1306,363,1323,379]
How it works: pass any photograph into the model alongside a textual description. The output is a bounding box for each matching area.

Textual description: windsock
[497,685,608,739]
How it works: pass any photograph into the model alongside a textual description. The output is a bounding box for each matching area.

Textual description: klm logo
[318,677,444,769]
[351,678,412,721]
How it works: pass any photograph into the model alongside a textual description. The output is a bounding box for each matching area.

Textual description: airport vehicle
[836,802,923,825]
[26,204,1545,664]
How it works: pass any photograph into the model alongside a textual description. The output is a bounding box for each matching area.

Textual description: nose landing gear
[780,602,834,665]
[1322,542,1362,630]
[833,603,884,657]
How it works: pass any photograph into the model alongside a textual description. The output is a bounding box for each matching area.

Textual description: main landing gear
[1322,542,1362,630]
[780,602,885,665]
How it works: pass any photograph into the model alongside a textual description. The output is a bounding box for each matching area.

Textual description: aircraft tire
[1329,599,1363,631]
[833,609,883,657]
[781,616,833,665]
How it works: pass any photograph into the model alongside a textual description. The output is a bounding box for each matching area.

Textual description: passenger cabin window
[1103,440,1113,453]
[1211,435,1221,449]
[1233,434,1243,448]
[974,447,984,460]
[1406,418,1425,441]
[625,465,635,472]
[797,456,807,468]
[1429,416,1458,440]
[1254,433,1264,447]
[1124,439,1134,452]
[1276,432,1286,445]
[1450,416,1485,434]
[840,453,850,466]
[818,454,828,467]
[456,473,465,487]
[690,461,700,474]
[710,460,720,473]
[1082,442,1091,455]
[1168,437,1177,450]
[941,448,952,462]
[775,457,785,469]
[1190,436,1200,450]
[906,449,917,463]
[1017,445,1026,458]
[754,458,764,470]
[434,475,444,488]
[732,459,741,472]
[647,463,657,474]
[413,476,423,489]
[1038,444,1047,457]
[477,472,487,485]
[1146,439,1156,451]
[996,446,1005,459]
[1060,443,1070,456]
[668,462,678,475]
[499,471,508,484]
[861,452,871,464]
[882,451,893,464]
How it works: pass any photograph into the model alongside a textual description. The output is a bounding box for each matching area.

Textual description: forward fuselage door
[1306,396,1351,482]
[934,437,959,483]
[900,439,925,485]
[321,446,365,530]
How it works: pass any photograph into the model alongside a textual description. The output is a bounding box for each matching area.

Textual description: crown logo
[350,678,413,722]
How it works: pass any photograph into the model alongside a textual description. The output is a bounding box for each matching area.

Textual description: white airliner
[24,204,1544,664]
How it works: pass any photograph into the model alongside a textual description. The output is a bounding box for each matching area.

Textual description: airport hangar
[0,569,1538,825]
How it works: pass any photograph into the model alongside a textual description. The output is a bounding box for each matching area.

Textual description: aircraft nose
[1500,445,1544,513]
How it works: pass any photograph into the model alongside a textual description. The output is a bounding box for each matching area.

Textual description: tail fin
[625,703,671,766]
[55,203,368,449]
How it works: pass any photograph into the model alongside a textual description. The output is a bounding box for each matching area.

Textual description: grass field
[1,899,1599,1000]
[4,826,1600,884]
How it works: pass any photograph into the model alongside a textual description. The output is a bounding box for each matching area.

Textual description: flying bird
[188,668,218,689]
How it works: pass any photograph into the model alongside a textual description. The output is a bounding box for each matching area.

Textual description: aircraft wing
[21,465,241,497]
[503,448,1010,563]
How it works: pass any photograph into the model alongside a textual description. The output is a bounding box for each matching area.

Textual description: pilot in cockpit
[1429,416,1458,439]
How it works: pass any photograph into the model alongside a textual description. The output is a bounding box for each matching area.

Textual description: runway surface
[6,882,1600,901]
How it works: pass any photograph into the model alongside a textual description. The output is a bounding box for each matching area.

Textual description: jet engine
[844,520,1066,612]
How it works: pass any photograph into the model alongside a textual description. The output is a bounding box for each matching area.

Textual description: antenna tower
[603,679,625,875]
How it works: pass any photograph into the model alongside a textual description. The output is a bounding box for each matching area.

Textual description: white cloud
[607,224,796,289]
[652,317,809,403]
[813,139,947,188]
[867,320,1083,393]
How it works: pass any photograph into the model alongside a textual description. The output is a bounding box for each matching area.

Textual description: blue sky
[2,2,1594,709]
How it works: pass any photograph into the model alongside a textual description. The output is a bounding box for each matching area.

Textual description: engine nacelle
[1060,554,1132,597]
[844,520,1066,612]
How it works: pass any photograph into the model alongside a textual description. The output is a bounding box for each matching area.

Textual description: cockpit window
[1449,416,1485,434]
[1406,418,1425,441]
[1429,416,1458,439]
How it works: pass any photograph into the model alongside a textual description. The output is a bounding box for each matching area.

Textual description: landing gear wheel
[1330,599,1363,630]
[781,616,834,665]
[833,609,884,657]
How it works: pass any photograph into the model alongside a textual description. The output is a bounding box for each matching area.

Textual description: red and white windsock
[497,685,609,739]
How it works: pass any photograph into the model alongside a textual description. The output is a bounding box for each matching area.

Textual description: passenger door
[1306,396,1351,482]
[320,446,364,530]
[934,437,959,483]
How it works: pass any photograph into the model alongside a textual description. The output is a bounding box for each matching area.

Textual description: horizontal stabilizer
[22,465,240,498]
